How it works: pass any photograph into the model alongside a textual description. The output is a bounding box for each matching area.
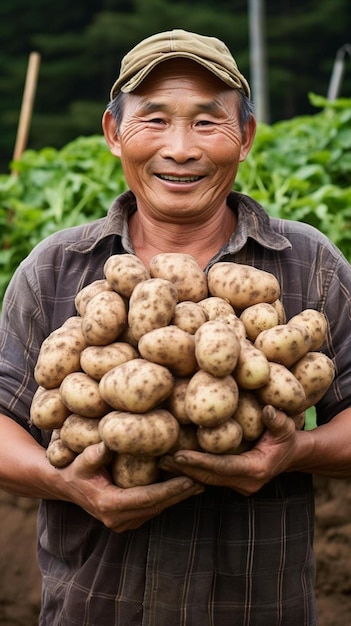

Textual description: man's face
[104,59,255,225]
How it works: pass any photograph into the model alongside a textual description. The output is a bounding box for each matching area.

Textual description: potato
[103,253,150,298]
[149,252,208,302]
[207,262,280,310]
[232,390,264,440]
[138,325,197,377]
[197,418,243,454]
[30,386,70,429]
[184,370,239,427]
[81,290,127,345]
[99,358,174,413]
[111,453,159,488]
[98,409,180,456]
[60,414,102,453]
[171,301,208,334]
[128,278,178,342]
[74,279,113,317]
[256,362,306,415]
[169,423,201,452]
[60,372,110,418]
[254,323,311,368]
[271,299,287,324]
[233,339,270,389]
[46,431,77,468]
[239,302,279,342]
[34,324,88,389]
[194,320,241,377]
[166,377,192,424]
[290,351,335,409]
[198,296,236,319]
[288,309,328,351]
[216,314,247,341]
[80,342,139,380]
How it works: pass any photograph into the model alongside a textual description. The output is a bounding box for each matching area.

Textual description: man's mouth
[157,174,203,183]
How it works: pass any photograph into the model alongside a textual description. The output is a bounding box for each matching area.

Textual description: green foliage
[1,97,350,306]
[0,136,128,301]
[235,95,351,258]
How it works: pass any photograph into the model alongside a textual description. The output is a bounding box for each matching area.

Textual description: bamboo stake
[13,51,41,162]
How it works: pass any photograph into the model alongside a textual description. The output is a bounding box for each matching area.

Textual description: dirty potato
[197,418,243,454]
[103,253,150,298]
[194,320,241,377]
[233,339,270,389]
[198,296,236,319]
[254,323,311,368]
[169,423,202,452]
[111,453,159,488]
[30,386,70,430]
[138,325,197,377]
[80,342,139,380]
[34,324,88,389]
[46,430,77,467]
[81,290,127,345]
[290,351,335,409]
[60,414,102,453]
[288,309,328,351]
[240,302,280,342]
[256,362,306,415]
[166,377,192,424]
[60,372,110,418]
[74,279,114,317]
[216,314,247,341]
[232,390,264,440]
[99,409,180,456]
[184,370,239,427]
[207,262,280,310]
[149,252,208,302]
[171,301,208,334]
[99,358,174,413]
[128,278,178,342]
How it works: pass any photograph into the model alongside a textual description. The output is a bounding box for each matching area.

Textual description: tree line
[0,0,350,172]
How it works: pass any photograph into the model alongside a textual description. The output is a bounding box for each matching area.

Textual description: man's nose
[160,127,202,162]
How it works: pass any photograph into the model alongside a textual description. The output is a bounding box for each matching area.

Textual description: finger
[262,405,295,435]
[77,441,114,474]
[116,476,204,512]
[161,450,252,476]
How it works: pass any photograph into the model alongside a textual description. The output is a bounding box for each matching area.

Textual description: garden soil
[1,475,351,626]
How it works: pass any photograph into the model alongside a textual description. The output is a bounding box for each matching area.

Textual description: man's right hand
[60,441,204,532]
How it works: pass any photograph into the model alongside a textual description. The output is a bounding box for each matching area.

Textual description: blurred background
[0,0,350,173]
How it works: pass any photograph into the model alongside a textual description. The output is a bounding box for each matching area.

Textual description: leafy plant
[235,95,351,258]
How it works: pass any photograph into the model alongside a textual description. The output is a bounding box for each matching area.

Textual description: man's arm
[0,414,204,532]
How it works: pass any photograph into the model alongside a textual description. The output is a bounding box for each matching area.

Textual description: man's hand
[58,441,204,532]
[159,405,299,495]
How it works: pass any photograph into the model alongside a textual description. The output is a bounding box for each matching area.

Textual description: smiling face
[103,58,255,225]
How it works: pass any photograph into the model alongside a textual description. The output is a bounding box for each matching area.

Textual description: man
[0,29,351,626]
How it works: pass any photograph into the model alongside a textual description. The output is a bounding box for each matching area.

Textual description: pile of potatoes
[30,253,335,488]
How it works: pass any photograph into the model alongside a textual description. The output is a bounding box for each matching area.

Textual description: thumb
[79,441,114,472]
[262,405,294,435]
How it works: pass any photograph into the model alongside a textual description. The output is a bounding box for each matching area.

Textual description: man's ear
[239,115,256,162]
[102,110,121,157]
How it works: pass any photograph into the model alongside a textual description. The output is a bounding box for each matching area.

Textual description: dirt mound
[1,476,351,625]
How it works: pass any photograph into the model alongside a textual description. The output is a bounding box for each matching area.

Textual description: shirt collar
[66,189,291,255]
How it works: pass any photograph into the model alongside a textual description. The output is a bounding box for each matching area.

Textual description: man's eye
[196,120,214,126]
[149,118,165,124]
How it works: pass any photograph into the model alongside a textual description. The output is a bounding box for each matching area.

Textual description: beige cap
[110,29,250,100]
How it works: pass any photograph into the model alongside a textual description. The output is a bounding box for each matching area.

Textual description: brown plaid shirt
[1,190,351,625]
